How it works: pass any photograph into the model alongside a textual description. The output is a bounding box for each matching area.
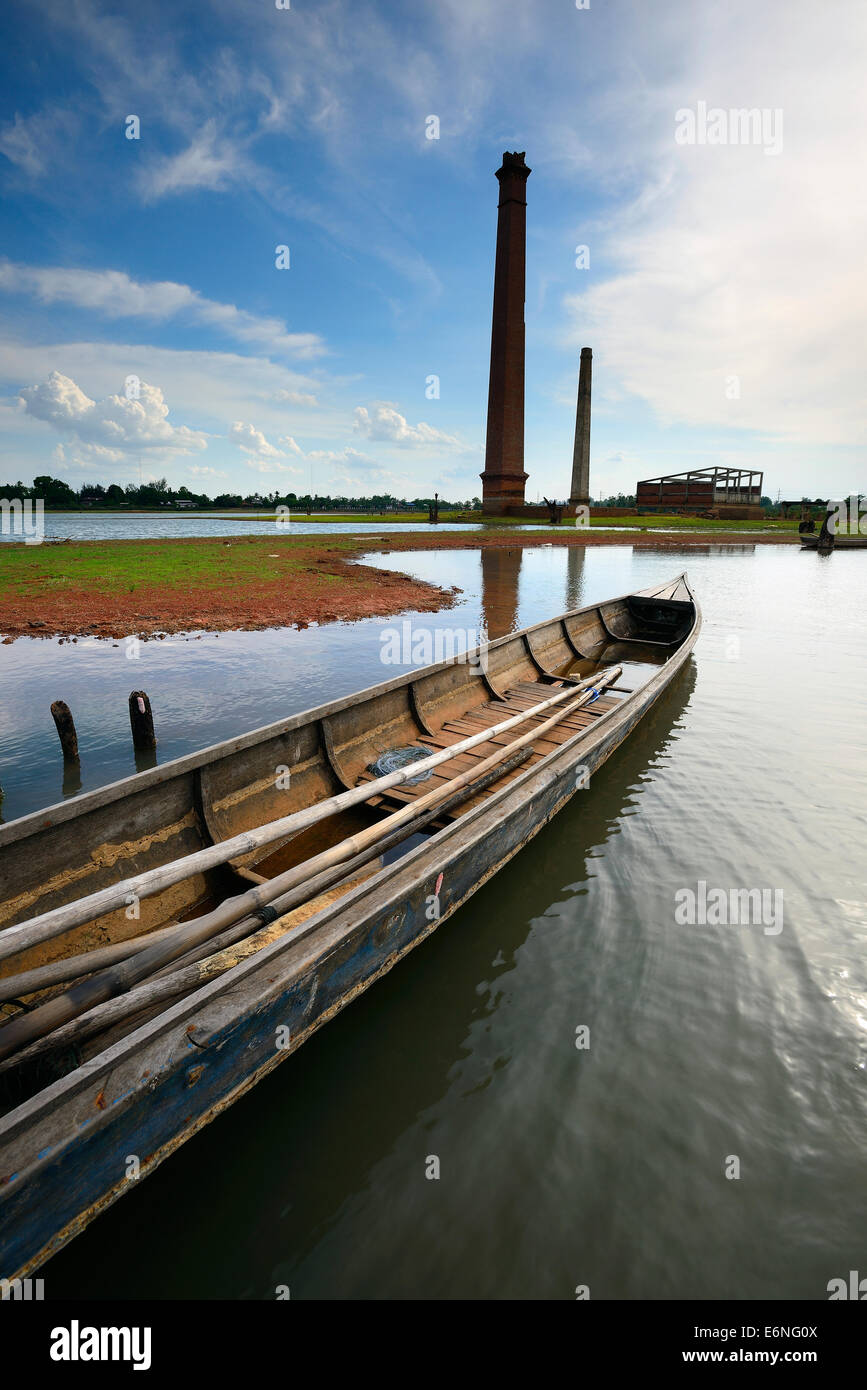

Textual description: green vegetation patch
[0,536,365,599]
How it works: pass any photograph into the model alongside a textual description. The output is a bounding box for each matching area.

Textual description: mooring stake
[129,690,156,750]
[50,700,79,761]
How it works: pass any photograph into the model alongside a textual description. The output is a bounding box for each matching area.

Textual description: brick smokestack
[569,347,592,505]
[481,151,531,514]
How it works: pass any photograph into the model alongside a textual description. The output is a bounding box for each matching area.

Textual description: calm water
[3,543,866,1298]
[0,511,765,544]
[0,510,491,543]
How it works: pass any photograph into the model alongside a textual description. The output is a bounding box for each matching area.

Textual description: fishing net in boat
[367,746,434,785]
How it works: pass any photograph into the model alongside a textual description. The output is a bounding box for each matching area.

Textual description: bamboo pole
[0,922,189,1003]
[0,670,616,965]
[0,670,621,1062]
[0,747,535,1072]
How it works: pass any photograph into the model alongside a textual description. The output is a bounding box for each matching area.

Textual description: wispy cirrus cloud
[0,260,325,359]
[0,106,81,177]
[139,121,256,200]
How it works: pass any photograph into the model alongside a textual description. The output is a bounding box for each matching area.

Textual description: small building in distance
[636,466,764,519]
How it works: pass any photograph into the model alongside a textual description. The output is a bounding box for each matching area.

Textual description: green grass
[0,535,367,599]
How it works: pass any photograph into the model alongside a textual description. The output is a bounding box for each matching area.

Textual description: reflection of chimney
[569,348,592,505]
[480,546,523,639]
[565,545,586,613]
[481,152,531,515]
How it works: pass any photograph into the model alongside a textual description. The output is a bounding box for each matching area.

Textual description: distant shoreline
[34,506,797,535]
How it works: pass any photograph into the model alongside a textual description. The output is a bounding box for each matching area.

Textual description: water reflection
[133,745,159,776]
[479,546,523,638]
[4,543,866,1299]
[565,545,586,611]
[60,758,82,799]
[0,513,543,544]
[633,542,756,555]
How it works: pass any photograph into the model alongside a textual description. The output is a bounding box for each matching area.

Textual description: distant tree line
[598,493,636,507]
[6,477,861,515]
[0,475,485,513]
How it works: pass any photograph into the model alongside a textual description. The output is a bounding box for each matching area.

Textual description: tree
[32,475,78,507]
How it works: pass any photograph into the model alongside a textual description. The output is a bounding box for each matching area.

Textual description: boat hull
[800,534,867,549]
[0,575,700,1279]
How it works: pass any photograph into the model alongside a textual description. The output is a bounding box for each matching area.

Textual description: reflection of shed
[636,467,763,518]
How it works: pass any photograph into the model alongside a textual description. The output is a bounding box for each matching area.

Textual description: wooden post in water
[129,691,156,750]
[50,701,79,761]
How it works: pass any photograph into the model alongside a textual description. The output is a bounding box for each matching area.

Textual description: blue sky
[0,0,864,499]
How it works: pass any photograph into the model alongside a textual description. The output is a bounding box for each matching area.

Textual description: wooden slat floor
[358,678,623,820]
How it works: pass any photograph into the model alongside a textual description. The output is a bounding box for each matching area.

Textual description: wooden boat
[0,574,700,1279]
[800,532,867,549]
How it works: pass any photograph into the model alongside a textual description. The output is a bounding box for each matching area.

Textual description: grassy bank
[0,535,454,640]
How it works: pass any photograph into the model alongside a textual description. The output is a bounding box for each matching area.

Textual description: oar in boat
[0,668,622,1064]
[0,670,619,966]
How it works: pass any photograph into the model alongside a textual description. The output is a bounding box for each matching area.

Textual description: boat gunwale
[0,573,700,1152]
[0,574,692,849]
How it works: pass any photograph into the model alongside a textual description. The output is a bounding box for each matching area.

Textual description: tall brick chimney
[481,151,531,514]
[569,347,592,505]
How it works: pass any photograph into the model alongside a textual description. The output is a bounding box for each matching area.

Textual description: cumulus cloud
[353,402,462,450]
[0,261,325,359]
[229,420,302,473]
[0,338,330,440]
[229,421,283,458]
[17,371,207,464]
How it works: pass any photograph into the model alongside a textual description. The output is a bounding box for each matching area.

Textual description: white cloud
[274,388,319,407]
[0,261,325,359]
[353,402,463,450]
[0,108,79,178]
[244,458,302,475]
[17,371,207,465]
[559,2,867,453]
[229,420,303,474]
[308,447,382,469]
[308,446,411,493]
[189,464,227,478]
[139,121,254,200]
[229,421,283,459]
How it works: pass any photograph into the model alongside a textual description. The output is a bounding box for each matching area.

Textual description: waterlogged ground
[4,543,866,1299]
